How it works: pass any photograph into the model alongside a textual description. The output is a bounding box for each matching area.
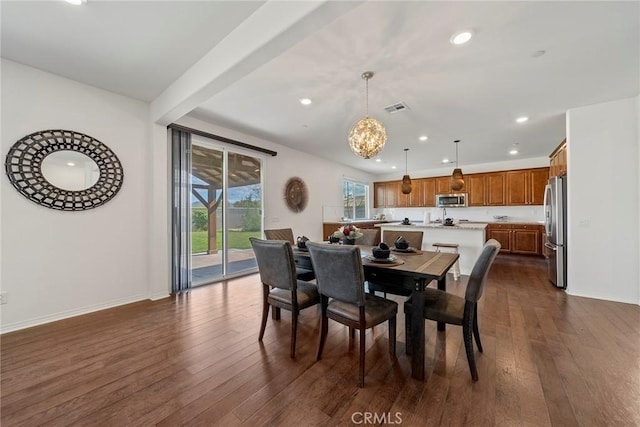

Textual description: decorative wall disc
[4,129,124,211]
[284,177,308,213]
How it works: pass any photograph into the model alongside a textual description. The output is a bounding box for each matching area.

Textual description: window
[343,180,369,220]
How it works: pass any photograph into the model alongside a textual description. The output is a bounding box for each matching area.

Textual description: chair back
[465,239,501,303]
[250,238,297,290]
[264,228,295,244]
[357,228,380,246]
[382,230,423,249]
[307,242,366,306]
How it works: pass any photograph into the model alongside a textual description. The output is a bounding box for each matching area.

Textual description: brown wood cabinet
[550,139,567,177]
[373,181,400,208]
[486,223,544,255]
[374,167,547,208]
[467,172,506,206]
[422,178,436,207]
[506,168,549,206]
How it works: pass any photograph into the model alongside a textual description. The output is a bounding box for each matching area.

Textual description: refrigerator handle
[544,242,557,251]
[543,184,552,235]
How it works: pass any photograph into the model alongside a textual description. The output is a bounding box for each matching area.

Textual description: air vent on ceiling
[384,102,409,114]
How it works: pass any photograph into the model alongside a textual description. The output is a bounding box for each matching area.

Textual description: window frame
[342,179,370,221]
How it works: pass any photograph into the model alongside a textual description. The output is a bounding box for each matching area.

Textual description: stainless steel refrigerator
[543,175,567,289]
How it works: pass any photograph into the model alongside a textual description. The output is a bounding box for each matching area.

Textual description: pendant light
[451,139,464,191]
[348,71,387,159]
[401,148,412,194]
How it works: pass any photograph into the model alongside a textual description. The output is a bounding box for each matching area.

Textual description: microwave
[436,193,468,208]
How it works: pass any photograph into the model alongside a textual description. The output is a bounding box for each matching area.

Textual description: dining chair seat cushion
[405,288,465,326]
[327,294,398,328]
[295,267,315,282]
[269,281,319,309]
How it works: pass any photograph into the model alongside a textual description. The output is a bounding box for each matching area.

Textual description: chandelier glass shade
[348,72,387,159]
[450,140,465,191]
[401,148,412,194]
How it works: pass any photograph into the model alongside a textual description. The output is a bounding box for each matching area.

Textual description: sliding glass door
[173,131,263,290]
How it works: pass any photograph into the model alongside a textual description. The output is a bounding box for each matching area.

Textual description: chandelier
[348,71,387,159]
[401,148,412,194]
[450,139,465,191]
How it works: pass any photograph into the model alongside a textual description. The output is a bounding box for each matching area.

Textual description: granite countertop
[379,222,488,230]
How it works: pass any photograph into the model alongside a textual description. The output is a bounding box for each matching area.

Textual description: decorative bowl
[372,243,391,259]
[394,236,409,250]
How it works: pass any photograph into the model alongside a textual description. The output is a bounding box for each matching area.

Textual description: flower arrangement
[332,224,363,240]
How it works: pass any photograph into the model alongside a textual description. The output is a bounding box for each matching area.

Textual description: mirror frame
[5,129,124,211]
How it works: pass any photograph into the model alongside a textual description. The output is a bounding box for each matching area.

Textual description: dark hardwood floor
[2,255,639,426]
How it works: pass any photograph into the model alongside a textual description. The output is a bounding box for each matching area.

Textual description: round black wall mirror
[5,129,124,211]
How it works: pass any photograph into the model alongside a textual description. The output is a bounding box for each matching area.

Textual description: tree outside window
[343,180,369,220]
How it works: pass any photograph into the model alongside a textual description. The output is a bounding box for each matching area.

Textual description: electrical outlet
[0,292,7,305]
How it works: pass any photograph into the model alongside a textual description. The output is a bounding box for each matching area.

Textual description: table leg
[437,276,446,331]
[411,288,425,381]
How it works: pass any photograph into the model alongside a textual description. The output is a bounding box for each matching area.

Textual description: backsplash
[376,205,544,223]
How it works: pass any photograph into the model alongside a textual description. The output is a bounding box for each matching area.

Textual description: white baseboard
[566,289,640,306]
[1,293,150,334]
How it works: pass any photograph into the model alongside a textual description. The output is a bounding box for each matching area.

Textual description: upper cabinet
[549,139,567,177]
[506,168,549,205]
[374,167,548,208]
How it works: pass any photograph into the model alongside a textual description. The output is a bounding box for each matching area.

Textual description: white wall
[176,115,375,243]
[567,96,639,305]
[1,60,152,332]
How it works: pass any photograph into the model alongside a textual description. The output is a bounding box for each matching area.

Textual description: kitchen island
[377,222,488,275]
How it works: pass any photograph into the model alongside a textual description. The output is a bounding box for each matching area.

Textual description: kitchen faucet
[442,207,447,223]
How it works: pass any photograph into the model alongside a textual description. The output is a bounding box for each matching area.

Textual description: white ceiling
[2,1,638,176]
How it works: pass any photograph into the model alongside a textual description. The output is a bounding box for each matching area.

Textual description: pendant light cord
[365,76,369,118]
[405,148,409,173]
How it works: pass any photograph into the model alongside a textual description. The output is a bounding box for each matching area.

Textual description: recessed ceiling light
[419,135,428,141]
[442,158,450,164]
[65,0,87,5]
[516,116,529,123]
[375,158,382,163]
[299,98,312,105]
[391,166,397,169]
[509,149,519,155]
[66,162,76,166]
[450,30,473,45]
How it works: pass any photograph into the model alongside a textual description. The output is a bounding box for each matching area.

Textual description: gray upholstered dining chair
[250,238,320,358]
[264,228,315,281]
[404,239,501,381]
[356,228,380,246]
[368,230,424,298]
[306,242,397,387]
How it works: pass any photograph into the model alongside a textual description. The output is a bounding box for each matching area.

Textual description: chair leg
[290,309,298,358]
[272,307,281,321]
[473,308,483,353]
[259,290,269,342]
[405,308,412,355]
[463,320,479,381]
[389,315,396,356]
[359,329,366,388]
[349,327,355,339]
[316,299,328,361]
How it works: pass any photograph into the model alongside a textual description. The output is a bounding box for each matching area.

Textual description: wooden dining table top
[294,244,459,282]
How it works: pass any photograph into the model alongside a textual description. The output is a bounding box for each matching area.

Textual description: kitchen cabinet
[486,223,544,255]
[486,223,512,253]
[467,172,506,206]
[435,176,452,194]
[550,139,567,177]
[407,178,424,207]
[506,168,549,206]
[373,181,400,208]
[422,178,436,207]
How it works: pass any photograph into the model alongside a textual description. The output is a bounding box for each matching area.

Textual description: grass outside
[192,230,261,253]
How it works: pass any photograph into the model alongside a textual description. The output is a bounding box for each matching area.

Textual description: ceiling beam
[150,0,363,126]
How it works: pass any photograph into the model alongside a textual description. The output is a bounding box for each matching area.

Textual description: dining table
[293,244,459,381]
